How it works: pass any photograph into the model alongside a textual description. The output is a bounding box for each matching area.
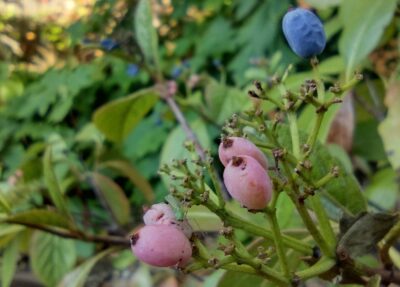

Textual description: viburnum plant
[130,8,400,286]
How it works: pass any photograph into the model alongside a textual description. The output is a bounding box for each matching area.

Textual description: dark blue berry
[212,59,222,68]
[100,38,118,51]
[282,8,326,59]
[171,66,183,79]
[126,64,139,77]
[182,59,191,69]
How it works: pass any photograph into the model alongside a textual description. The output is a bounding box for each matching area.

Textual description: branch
[159,81,229,201]
[7,220,130,246]
[165,96,207,161]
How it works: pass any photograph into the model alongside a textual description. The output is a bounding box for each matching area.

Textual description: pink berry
[218,137,268,170]
[223,155,272,210]
[143,203,193,238]
[131,225,192,267]
[143,203,176,225]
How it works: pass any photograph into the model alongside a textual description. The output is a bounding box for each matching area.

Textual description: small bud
[253,80,263,92]
[248,90,260,98]
[331,166,340,177]
[355,72,363,81]
[208,257,219,267]
[219,226,234,237]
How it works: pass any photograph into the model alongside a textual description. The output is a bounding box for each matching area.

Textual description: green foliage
[339,0,397,78]
[134,0,160,70]
[93,89,158,143]
[30,232,77,286]
[379,83,400,170]
[1,238,19,287]
[338,213,398,258]
[88,172,131,226]
[58,248,115,287]
[43,147,70,216]
[0,0,399,285]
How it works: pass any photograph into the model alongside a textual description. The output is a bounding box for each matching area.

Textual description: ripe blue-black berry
[282,8,326,58]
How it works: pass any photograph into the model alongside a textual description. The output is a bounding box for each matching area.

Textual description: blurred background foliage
[0,0,399,286]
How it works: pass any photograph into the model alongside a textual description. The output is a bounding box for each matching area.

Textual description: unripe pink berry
[143,203,176,225]
[223,155,272,210]
[218,137,268,170]
[143,203,193,238]
[131,225,192,267]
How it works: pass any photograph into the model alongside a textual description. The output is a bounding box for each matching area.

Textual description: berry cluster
[219,137,273,210]
[131,203,193,267]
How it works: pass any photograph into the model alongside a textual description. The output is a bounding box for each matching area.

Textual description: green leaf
[100,160,154,203]
[1,238,19,287]
[378,82,400,170]
[165,194,185,221]
[250,122,367,219]
[205,80,251,124]
[88,172,131,226]
[304,0,341,9]
[134,0,159,69]
[275,192,303,229]
[186,205,223,232]
[339,0,397,78]
[30,231,77,287]
[93,89,158,143]
[58,248,114,287]
[3,209,74,229]
[0,192,11,214]
[365,168,398,211]
[111,250,136,270]
[337,212,398,258]
[218,271,263,287]
[160,119,210,188]
[354,120,387,161]
[366,275,381,287]
[43,147,69,216]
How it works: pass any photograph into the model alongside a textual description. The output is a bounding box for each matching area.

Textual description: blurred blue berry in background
[182,59,191,69]
[126,64,139,77]
[171,66,183,79]
[212,59,222,68]
[81,38,92,45]
[282,8,326,58]
[100,38,118,51]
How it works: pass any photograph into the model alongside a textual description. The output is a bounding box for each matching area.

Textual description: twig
[161,84,229,200]
[165,96,207,161]
[6,220,130,246]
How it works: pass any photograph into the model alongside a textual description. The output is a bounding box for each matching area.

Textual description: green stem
[311,57,325,102]
[223,231,290,286]
[288,111,300,159]
[308,195,337,248]
[203,200,313,255]
[295,257,336,280]
[305,112,324,157]
[233,255,289,286]
[266,208,290,277]
[221,263,259,275]
[193,237,211,258]
[315,172,337,188]
[293,196,334,257]
[380,220,400,266]
[281,162,334,258]
[206,163,226,208]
